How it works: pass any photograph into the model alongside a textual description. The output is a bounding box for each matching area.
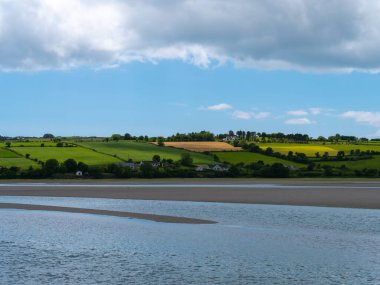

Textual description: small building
[208,164,230,172]
[196,164,230,172]
[195,165,210,172]
[222,135,238,142]
[287,165,299,171]
[139,161,160,168]
[75,171,83,177]
[120,162,137,169]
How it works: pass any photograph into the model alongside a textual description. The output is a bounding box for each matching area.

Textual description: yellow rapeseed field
[164,141,241,152]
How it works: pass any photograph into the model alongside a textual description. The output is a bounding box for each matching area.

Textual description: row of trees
[3,158,380,179]
[2,132,378,143]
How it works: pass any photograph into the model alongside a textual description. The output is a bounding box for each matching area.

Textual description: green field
[213,152,304,167]
[0,149,20,158]
[0,148,38,169]
[0,142,58,147]
[321,155,380,170]
[11,146,121,166]
[0,158,38,169]
[259,143,380,157]
[78,141,214,164]
[2,140,380,171]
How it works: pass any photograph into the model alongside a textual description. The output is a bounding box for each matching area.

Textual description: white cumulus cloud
[285,118,315,125]
[253,112,271,119]
[232,110,270,120]
[207,103,232,111]
[232,110,252,120]
[2,1,380,72]
[341,111,380,127]
[287,110,308,116]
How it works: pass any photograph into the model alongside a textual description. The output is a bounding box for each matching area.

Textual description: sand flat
[0,202,216,224]
[0,180,380,209]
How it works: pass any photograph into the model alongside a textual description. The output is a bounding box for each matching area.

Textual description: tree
[260,163,289,178]
[180,153,193,166]
[157,137,165,146]
[337,151,345,160]
[140,162,156,178]
[111,134,122,141]
[43,133,55,139]
[44,159,59,174]
[5,142,11,147]
[264,147,274,155]
[124,133,132,140]
[63,158,78,172]
[152,155,161,162]
[78,162,89,172]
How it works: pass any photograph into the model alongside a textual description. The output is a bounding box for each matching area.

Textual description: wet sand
[0,179,380,209]
[0,203,216,224]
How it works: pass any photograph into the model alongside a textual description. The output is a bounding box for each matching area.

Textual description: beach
[1,179,380,209]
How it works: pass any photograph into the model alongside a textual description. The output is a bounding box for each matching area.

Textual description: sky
[1,0,380,138]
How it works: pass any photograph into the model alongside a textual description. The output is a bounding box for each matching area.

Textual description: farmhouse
[195,165,210,171]
[120,162,137,169]
[196,164,230,172]
[140,161,160,168]
[209,164,230,172]
[222,135,238,142]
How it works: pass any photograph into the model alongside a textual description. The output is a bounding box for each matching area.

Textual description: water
[1,196,379,284]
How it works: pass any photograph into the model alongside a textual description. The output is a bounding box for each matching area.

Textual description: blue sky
[1,1,380,138]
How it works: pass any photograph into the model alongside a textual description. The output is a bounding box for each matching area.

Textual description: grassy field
[0,158,38,169]
[0,149,20,158]
[258,143,380,157]
[0,148,38,169]
[78,141,215,164]
[213,152,304,167]
[321,155,380,170]
[163,141,241,152]
[0,142,58,147]
[11,146,122,166]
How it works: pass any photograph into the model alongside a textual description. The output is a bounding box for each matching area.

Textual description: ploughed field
[163,141,241,152]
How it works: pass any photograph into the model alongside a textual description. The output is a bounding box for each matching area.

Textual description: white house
[208,164,230,172]
[196,164,230,172]
[195,165,210,172]
[120,162,137,169]
[222,135,238,142]
[75,171,83,177]
[139,161,161,168]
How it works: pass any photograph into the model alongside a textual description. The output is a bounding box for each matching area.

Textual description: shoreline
[1,180,380,209]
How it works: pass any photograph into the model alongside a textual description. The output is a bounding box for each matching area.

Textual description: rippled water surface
[1,196,380,284]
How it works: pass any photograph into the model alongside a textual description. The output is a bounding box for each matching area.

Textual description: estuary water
[0,196,379,284]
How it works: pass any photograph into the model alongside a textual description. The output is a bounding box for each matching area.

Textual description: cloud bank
[342,111,380,127]
[2,0,380,72]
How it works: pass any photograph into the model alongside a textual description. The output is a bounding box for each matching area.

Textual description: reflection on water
[1,196,380,284]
